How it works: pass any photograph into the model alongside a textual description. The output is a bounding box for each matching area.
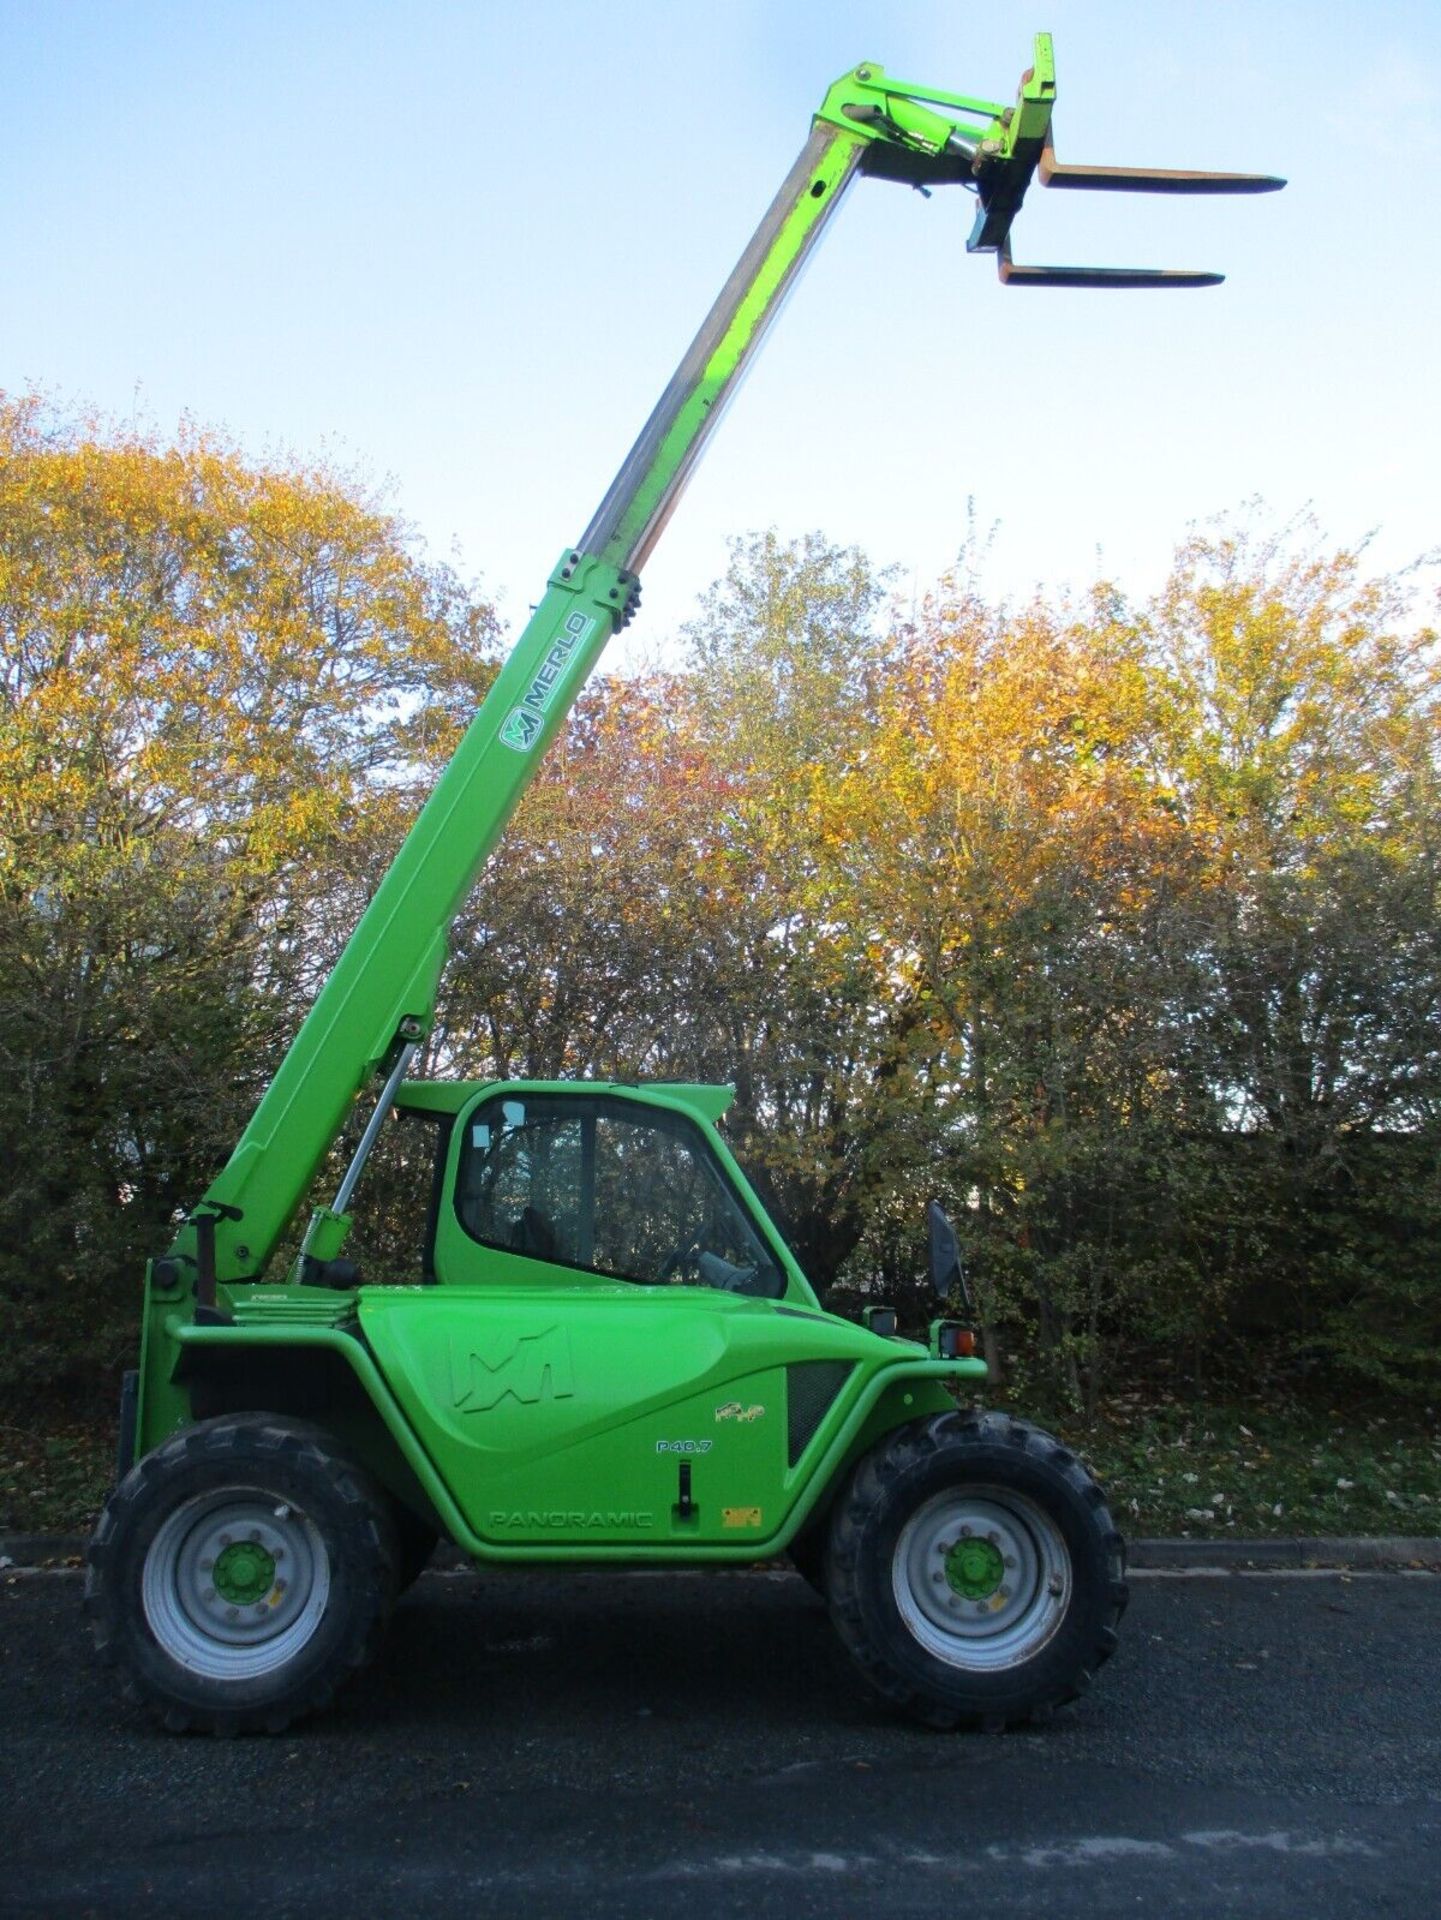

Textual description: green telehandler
[86,36,1282,1735]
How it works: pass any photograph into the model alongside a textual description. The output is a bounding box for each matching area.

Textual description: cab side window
[456,1099,583,1264]
[455,1095,783,1296]
[591,1110,730,1282]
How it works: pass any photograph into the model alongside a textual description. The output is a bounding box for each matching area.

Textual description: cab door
[360,1089,805,1550]
[444,1088,787,1298]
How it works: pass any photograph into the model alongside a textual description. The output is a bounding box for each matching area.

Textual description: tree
[808,573,1200,1397]
[1145,519,1441,1388]
[9,388,1437,1415]
[433,531,905,1287]
[0,391,497,1398]
[677,532,905,1279]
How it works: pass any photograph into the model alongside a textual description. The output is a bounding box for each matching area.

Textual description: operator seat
[511,1205,558,1260]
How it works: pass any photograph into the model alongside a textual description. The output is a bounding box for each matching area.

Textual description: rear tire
[86,1413,398,1734]
[827,1411,1126,1730]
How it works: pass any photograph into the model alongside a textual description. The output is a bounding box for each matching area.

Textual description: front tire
[86,1414,398,1734]
[827,1411,1126,1730]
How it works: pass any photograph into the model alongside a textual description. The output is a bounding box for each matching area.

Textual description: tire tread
[825,1409,1127,1731]
[85,1413,398,1736]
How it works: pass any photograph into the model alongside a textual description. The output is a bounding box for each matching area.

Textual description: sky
[4,0,1438,664]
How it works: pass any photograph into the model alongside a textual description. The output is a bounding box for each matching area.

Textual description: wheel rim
[892,1484,1071,1672]
[142,1489,331,1680]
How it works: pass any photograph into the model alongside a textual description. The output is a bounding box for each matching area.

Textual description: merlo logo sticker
[499,610,596,752]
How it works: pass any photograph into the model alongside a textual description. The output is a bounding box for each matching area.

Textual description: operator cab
[398,1081,791,1300]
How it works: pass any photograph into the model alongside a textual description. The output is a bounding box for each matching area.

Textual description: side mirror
[927,1201,974,1313]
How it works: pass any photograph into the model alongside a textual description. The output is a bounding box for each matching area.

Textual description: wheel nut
[249,1529,261,1543]
[218,1533,231,1546]
[199,1558,214,1572]
[1005,1555,1016,1568]
[960,1525,972,1538]
[227,1607,240,1621]
[203,1587,216,1602]
[998,1586,1010,1600]
[987,1530,999,1544]
[1048,1576,1063,1596]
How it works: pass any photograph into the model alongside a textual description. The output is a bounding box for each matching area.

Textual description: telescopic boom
[149,34,1282,1305]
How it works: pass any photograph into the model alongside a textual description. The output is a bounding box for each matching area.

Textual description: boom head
[820,31,1284,287]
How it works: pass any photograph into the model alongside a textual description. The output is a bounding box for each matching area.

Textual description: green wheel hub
[894,1488,1072,1673]
[213,1539,278,1606]
[945,1534,1005,1601]
[143,1489,332,1681]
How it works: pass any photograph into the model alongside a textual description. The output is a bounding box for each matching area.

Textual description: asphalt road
[3,1564,1439,1918]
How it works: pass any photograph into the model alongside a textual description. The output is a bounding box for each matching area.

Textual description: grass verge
[1,1418,114,1540]
[1051,1395,1441,1539]
[2,1397,1439,1541]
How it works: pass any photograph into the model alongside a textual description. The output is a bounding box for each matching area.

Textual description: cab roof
[394,1079,736,1124]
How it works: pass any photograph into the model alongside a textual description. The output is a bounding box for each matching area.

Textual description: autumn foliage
[3,397,1438,1411]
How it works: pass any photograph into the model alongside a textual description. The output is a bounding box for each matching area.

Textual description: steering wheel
[696,1250,784,1297]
